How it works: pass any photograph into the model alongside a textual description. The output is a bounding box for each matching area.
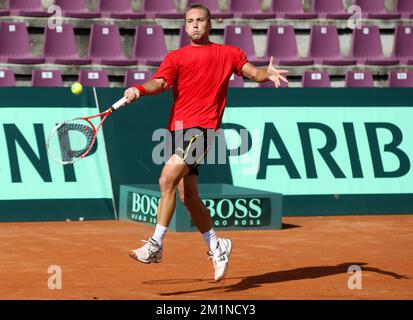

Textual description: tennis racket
[47,96,127,165]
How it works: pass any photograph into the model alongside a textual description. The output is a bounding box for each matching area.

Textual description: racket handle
[112,97,127,111]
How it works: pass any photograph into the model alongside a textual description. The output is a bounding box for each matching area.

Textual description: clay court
[0,214,412,300]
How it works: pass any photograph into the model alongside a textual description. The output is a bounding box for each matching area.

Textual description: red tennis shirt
[152,43,248,130]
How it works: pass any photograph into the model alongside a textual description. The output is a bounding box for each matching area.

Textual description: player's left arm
[242,56,288,88]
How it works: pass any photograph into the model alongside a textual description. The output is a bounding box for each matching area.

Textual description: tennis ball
[71,82,83,95]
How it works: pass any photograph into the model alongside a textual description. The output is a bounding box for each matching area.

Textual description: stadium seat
[124,70,153,87]
[0,69,16,86]
[32,70,63,87]
[388,70,413,87]
[179,25,190,48]
[228,74,244,87]
[229,0,276,19]
[271,0,318,19]
[312,0,352,19]
[396,0,413,19]
[43,24,91,65]
[8,0,51,17]
[0,9,9,16]
[79,70,110,87]
[0,22,45,64]
[224,26,265,65]
[264,26,313,66]
[308,25,357,65]
[187,0,233,19]
[392,25,413,65]
[259,78,289,88]
[345,71,374,87]
[143,0,182,19]
[88,24,137,66]
[355,0,401,19]
[351,26,399,65]
[302,71,331,87]
[133,25,167,66]
[99,0,145,19]
[54,0,100,18]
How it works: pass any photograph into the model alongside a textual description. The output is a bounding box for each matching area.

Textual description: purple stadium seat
[0,69,16,86]
[259,78,289,88]
[345,71,374,87]
[264,26,313,66]
[88,24,136,66]
[351,26,399,65]
[393,25,413,65]
[0,22,45,64]
[124,70,153,87]
[43,24,91,65]
[397,0,413,19]
[229,0,276,19]
[0,9,9,16]
[32,70,63,87]
[355,0,401,19]
[143,0,182,19]
[133,25,167,66]
[99,0,145,19]
[271,0,318,19]
[9,0,51,17]
[309,25,357,65]
[179,25,191,48]
[302,71,331,88]
[313,0,351,19]
[54,0,100,18]
[187,0,233,19]
[228,73,244,87]
[388,70,413,87]
[79,70,110,87]
[224,25,265,65]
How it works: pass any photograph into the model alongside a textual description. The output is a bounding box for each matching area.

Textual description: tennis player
[123,4,288,281]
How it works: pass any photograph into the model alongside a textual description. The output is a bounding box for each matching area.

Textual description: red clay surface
[0,215,412,300]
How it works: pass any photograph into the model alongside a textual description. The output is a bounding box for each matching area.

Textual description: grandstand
[0,0,412,88]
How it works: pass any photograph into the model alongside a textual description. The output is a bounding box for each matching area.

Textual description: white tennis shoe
[130,238,163,264]
[208,238,232,281]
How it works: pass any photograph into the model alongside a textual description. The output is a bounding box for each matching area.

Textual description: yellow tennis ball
[71,82,83,95]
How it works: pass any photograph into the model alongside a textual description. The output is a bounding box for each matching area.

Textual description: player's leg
[130,154,189,264]
[157,154,190,227]
[177,174,232,281]
[177,173,212,233]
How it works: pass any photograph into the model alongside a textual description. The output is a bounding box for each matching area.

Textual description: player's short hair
[184,3,211,22]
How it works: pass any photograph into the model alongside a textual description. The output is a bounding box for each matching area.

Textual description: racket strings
[48,120,95,164]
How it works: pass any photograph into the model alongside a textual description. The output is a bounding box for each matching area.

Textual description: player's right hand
[124,87,141,104]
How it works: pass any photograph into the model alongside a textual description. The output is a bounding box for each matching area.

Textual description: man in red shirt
[124,4,288,281]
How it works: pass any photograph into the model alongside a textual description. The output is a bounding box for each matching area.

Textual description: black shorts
[168,127,216,175]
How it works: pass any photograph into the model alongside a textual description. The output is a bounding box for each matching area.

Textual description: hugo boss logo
[130,192,159,216]
[200,198,271,227]
[202,198,263,219]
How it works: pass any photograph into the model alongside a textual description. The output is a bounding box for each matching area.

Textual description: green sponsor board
[4,88,410,219]
[222,107,413,196]
[120,184,282,231]
[0,107,112,200]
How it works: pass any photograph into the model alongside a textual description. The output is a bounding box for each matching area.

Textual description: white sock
[151,224,168,247]
[202,228,219,252]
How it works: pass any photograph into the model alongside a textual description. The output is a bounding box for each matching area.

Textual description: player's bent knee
[159,173,179,193]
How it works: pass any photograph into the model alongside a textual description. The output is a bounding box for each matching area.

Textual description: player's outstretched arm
[123,78,167,104]
[242,56,288,88]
